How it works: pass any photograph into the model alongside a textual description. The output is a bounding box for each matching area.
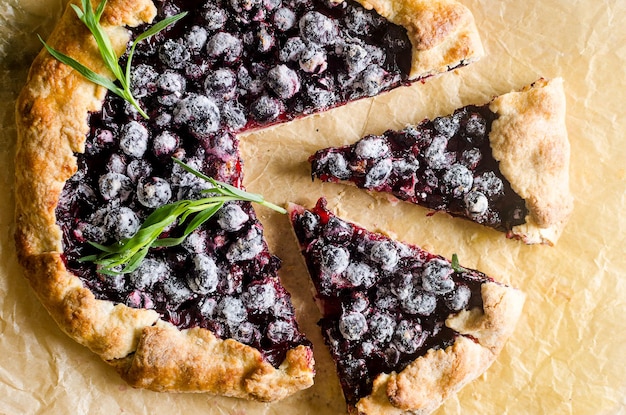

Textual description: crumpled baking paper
[1,0,625,414]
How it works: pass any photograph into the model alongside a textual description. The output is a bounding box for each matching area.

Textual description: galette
[14,0,484,401]
[288,198,525,414]
[310,78,572,245]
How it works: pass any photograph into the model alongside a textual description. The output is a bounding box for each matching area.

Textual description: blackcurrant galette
[310,78,573,245]
[14,0,483,401]
[288,198,525,414]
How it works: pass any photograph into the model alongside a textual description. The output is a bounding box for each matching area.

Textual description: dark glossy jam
[310,104,529,232]
[55,0,416,367]
[290,198,489,406]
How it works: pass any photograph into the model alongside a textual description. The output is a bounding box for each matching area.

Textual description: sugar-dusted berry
[159,39,190,69]
[189,253,220,294]
[421,258,455,295]
[339,311,368,340]
[98,172,133,202]
[129,258,169,290]
[206,32,243,63]
[393,319,424,354]
[368,312,395,343]
[267,64,301,99]
[354,136,389,159]
[204,68,238,100]
[119,121,149,158]
[273,7,296,31]
[441,163,473,197]
[299,11,338,46]
[320,244,351,276]
[217,203,250,232]
[370,240,398,271]
[137,177,172,208]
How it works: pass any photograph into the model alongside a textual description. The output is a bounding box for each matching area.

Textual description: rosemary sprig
[39,0,187,119]
[451,253,467,273]
[80,158,286,276]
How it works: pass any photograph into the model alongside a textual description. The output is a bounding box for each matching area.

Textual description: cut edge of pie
[14,0,316,401]
[286,199,525,415]
[309,77,572,245]
[14,0,483,401]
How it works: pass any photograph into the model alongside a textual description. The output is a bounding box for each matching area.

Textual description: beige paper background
[1,0,625,414]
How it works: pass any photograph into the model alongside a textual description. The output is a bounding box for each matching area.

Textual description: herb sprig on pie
[15,0,485,401]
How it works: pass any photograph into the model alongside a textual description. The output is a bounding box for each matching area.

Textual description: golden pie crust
[354,282,525,415]
[351,0,484,78]
[13,0,484,402]
[489,77,573,245]
[287,202,525,415]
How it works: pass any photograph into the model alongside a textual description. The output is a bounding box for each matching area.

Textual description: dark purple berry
[207,32,243,63]
[188,254,220,294]
[393,320,424,354]
[137,177,172,208]
[159,39,190,69]
[338,311,368,340]
[320,244,350,275]
[421,259,455,295]
[267,64,301,99]
[98,172,132,202]
[250,95,283,122]
[323,216,353,243]
[441,163,473,197]
[273,7,296,31]
[299,11,338,46]
[204,68,238,100]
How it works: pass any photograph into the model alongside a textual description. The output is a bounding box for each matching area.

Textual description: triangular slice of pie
[288,198,525,414]
[15,0,485,401]
[310,78,573,245]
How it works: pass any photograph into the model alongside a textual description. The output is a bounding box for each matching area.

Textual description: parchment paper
[1,0,625,414]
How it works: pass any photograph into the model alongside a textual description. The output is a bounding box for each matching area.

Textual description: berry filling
[310,105,529,232]
[132,0,414,128]
[290,198,491,407]
[55,0,418,366]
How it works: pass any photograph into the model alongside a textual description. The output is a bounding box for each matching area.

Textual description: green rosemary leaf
[95,267,122,277]
[78,254,99,262]
[451,253,467,273]
[129,226,165,248]
[75,0,123,82]
[141,201,187,228]
[153,204,222,248]
[82,160,287,275]
[85,240,124,254]
[135,12,188,43]
[38,36,122,94]
[184,202,224,234]
[150,237,186,248]
[94,0,107,20]
[125,12,188,98]
[211,177,265,203]
[173,158,214,183]
[172,158,287,214]
[70,4,84,19]
[40,0,185,120]
[176,198,218,223]
[121,246,151,274]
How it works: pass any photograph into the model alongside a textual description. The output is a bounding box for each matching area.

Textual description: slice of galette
[288,198,525,415]
[310,78,573,245]
[15,0,483,401]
